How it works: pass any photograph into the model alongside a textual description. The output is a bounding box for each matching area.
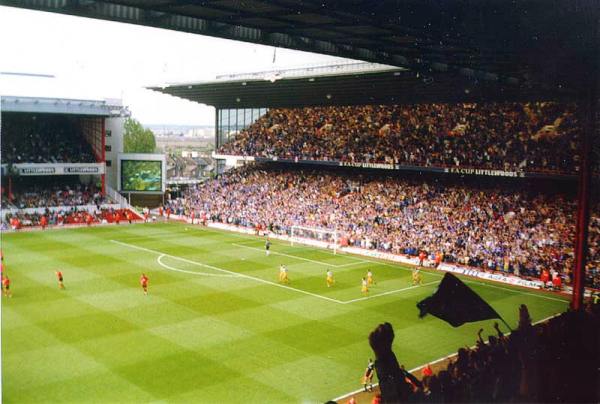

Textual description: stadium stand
[173,165,600,289]
[1,113,97,164]
[4,207,141,229]
[0,163,141,230]
[9,183,105,209]
[218,102,580,174]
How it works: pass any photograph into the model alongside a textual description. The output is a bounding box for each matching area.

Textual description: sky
[0,6,350,126]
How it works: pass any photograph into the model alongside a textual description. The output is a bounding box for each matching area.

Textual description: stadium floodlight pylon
[290,225,339,254]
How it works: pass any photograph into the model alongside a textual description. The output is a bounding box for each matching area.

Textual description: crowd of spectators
[175,165,600,288]
[1,180,138,229]
[218,102,580,174]
[369,303,599,403]
[1,114,96,164]
[4,207,139,229]
[8,184,106,209]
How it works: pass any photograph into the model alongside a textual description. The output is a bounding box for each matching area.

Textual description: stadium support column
[102,118,106,196]
[215,109,220,149]
[572,104,592,310]
[572,77,597,310]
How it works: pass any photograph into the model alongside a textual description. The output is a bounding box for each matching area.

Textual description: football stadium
[1,1,600,403]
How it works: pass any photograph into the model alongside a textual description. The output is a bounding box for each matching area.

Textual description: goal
[290,225,340,254]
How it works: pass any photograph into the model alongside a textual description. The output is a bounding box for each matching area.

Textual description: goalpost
[290,225,340,254]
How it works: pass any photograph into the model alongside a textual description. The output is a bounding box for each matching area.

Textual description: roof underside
[1,96,114,116]
[152,69,571,109]
[1,0,598,94]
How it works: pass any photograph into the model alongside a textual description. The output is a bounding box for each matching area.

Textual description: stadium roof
[2,0,598,94]
[149,63,571,109]
[1,95,126,116]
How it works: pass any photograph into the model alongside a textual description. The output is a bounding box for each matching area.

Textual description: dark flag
[417,272,501,327]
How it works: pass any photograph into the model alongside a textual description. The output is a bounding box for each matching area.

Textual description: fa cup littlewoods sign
[443,167,526,177]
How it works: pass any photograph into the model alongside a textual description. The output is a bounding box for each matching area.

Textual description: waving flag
[417,273,501,327]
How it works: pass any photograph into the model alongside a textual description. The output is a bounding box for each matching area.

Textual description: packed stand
[218,102,580,174]
[177,165,600,288]
[369,303,600,403]
[4,208,140,229]
[1,114,96,164]
[9,184,106,209]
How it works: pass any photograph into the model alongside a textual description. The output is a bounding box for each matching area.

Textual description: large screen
[121,160,162,192]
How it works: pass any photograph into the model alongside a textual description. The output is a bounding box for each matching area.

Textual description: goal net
[290,225,340,254]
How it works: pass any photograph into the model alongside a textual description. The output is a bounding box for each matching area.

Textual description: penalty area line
[341,281,439,304]
[232,243,340,267]
[335,261,368,268]
[157,254,239,278]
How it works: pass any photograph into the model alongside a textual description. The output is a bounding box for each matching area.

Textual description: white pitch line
[335,261,368,268]
[232,243,340,267]
[331,312,564,402]
[157,254,239,278]
[111,239,345,304]
[342,281,439,304]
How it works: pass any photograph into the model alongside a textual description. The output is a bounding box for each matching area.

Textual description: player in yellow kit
[412,268,422,285]
[361,277,368,294]
[326,270,334,287]
[367,270,375,286]
[279,265,289,284]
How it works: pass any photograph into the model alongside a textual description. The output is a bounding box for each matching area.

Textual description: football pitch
[2,222,569,403]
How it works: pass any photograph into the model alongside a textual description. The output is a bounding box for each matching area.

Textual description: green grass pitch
[2,222,568,403]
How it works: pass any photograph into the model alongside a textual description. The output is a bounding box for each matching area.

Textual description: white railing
[106,185,130,209]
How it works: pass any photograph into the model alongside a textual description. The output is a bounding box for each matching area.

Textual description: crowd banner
[14,163,105,176]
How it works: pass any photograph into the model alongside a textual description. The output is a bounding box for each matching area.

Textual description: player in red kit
[140,274,149,295]
[56,270,65,289]
[2,275,11,297]
[418,251,426,266]
[552,275,562,291]
[540,269,550,288]
[40,215,48,230]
